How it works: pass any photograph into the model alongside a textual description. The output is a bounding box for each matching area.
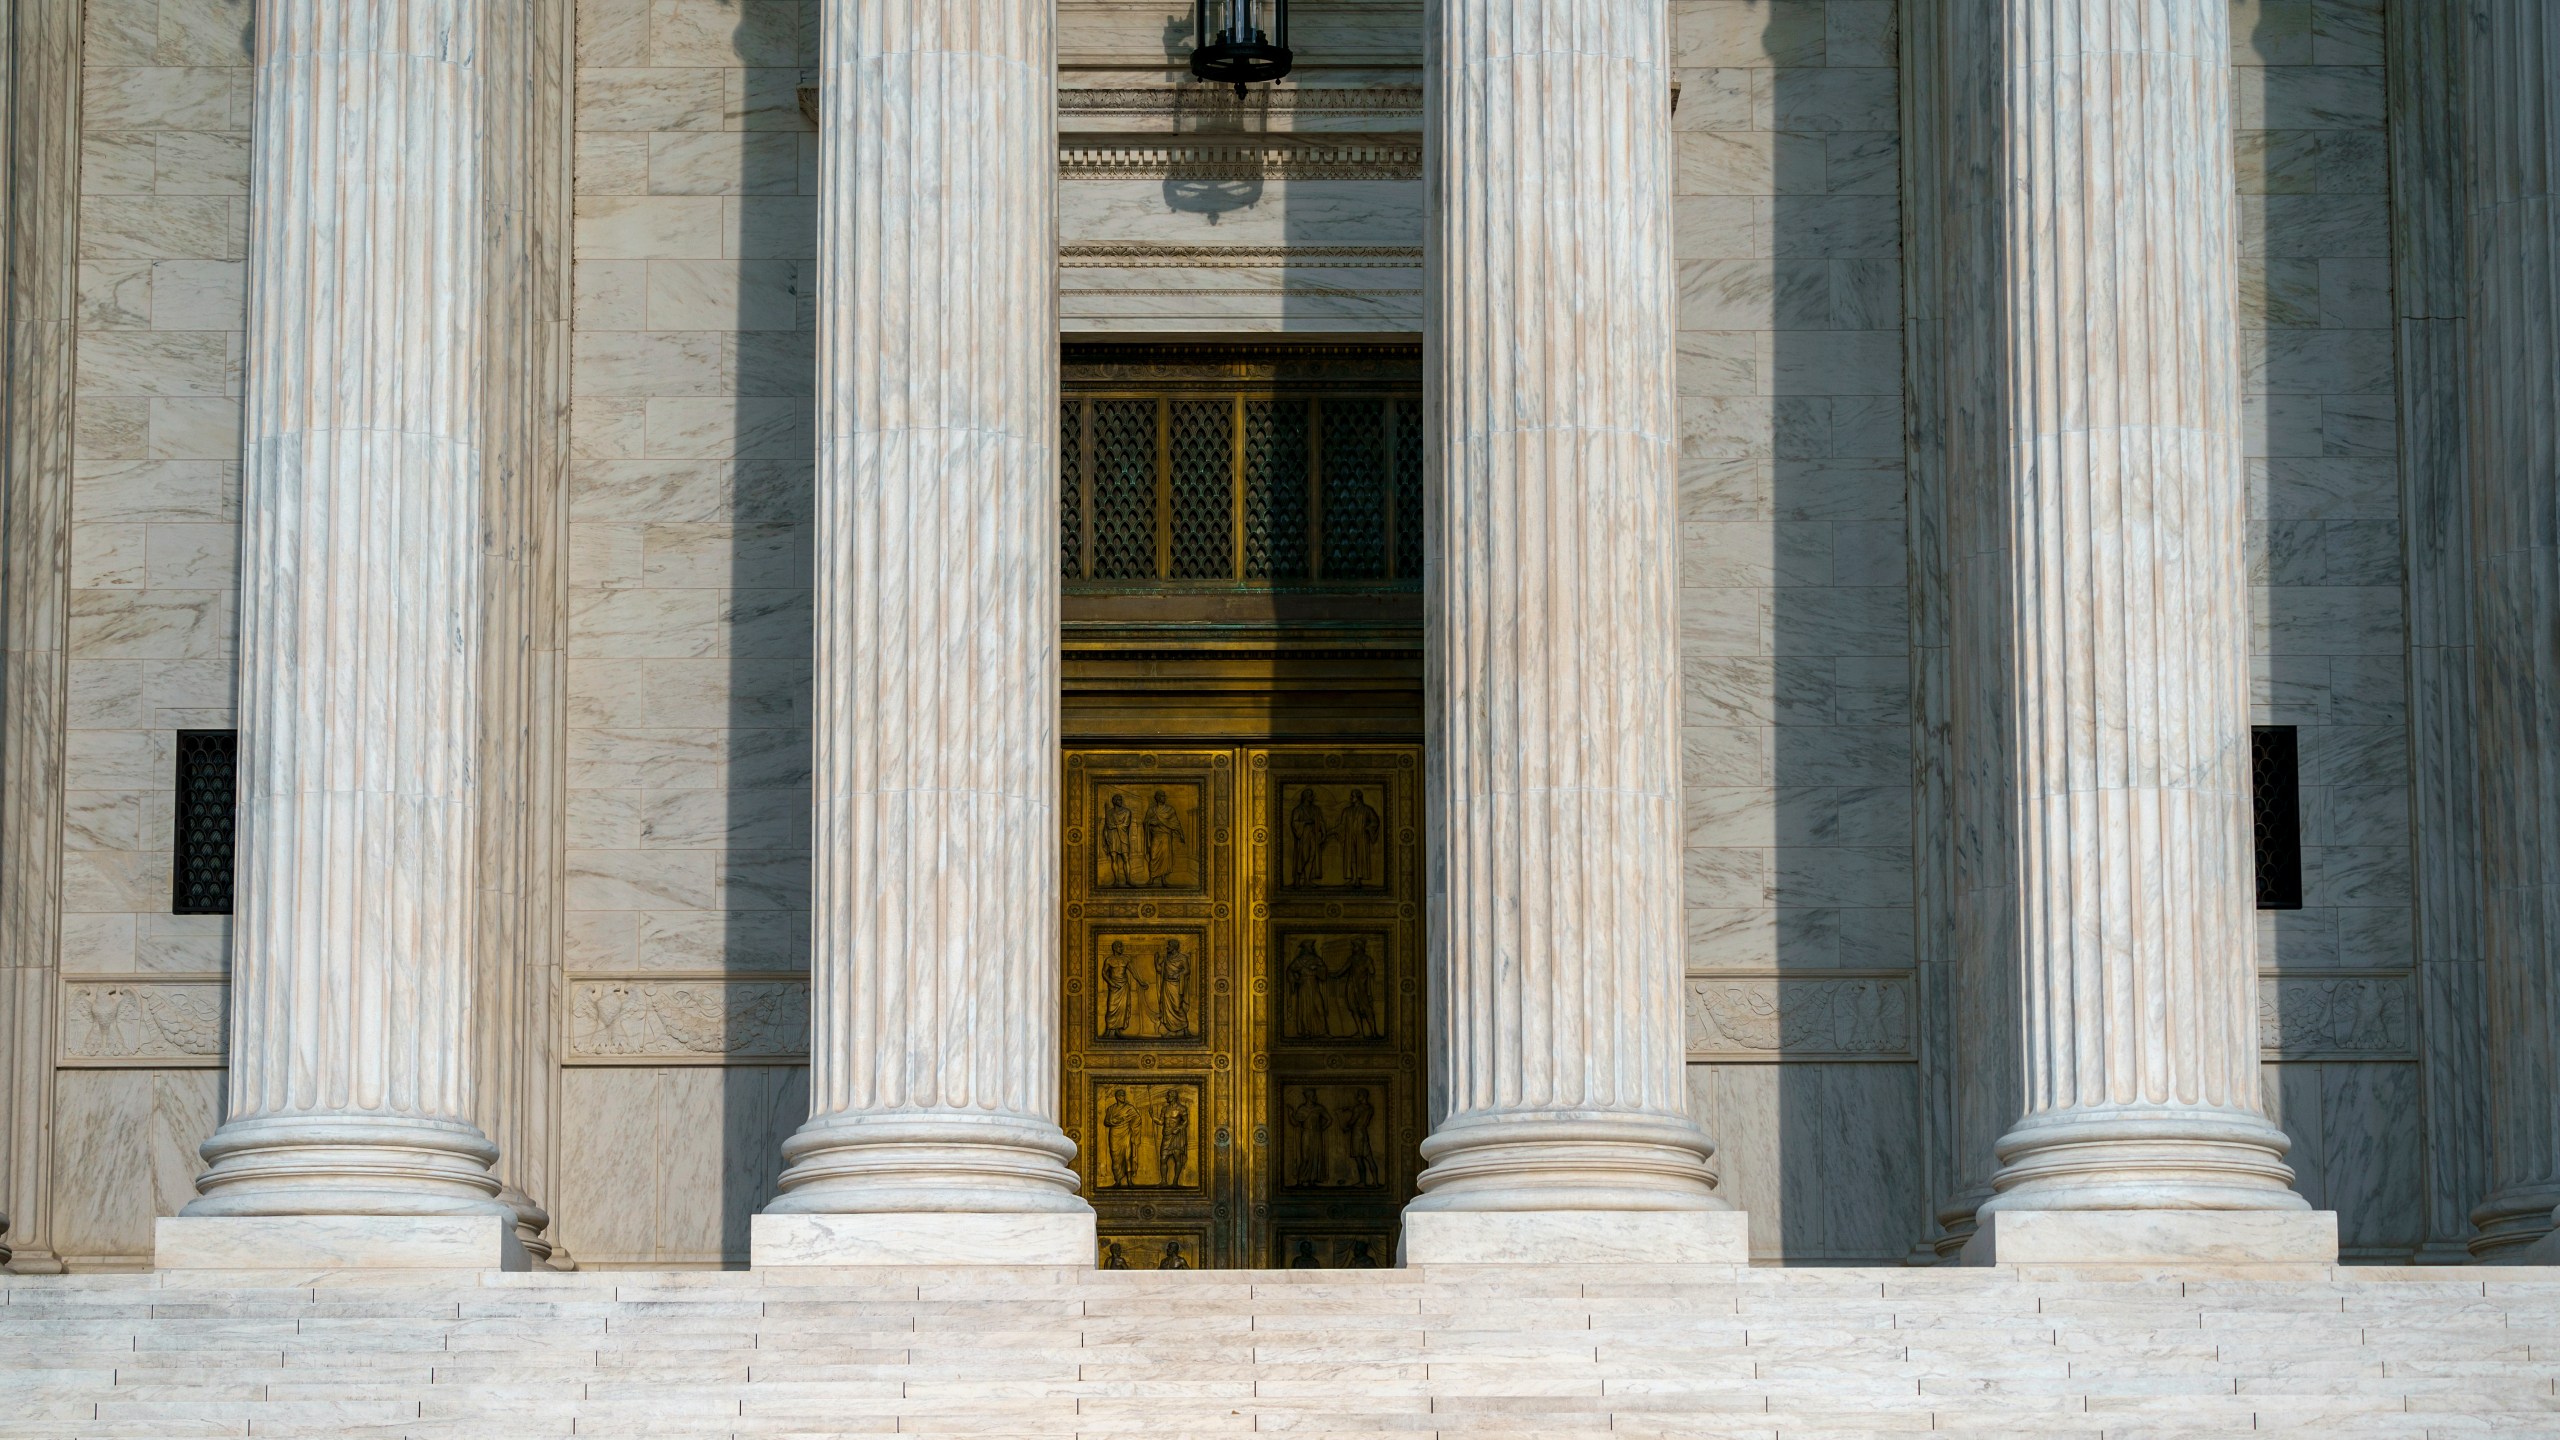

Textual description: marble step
[8,1268,2560,1440]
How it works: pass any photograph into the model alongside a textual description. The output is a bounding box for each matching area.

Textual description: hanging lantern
[1190,0,1292,98]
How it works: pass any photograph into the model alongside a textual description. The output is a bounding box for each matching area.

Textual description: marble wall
[1668,0,1924,1262]
[2232,0,2425,1262]
[555,0,819,1266]
[43,0,250,1265]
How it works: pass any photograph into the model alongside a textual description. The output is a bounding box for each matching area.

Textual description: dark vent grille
[1090,400,1156,580]
[1243,399,1310,580]
[173,730,238,915]
[1392,398,1424,579]
[1057,345,1420,589]
[2251,725,2303,911]
[1320,399,1387,579]
[1169,400,1234,579]
[1060,400,1082,580]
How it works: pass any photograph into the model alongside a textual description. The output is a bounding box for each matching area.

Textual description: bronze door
[1062,744,1423,1269]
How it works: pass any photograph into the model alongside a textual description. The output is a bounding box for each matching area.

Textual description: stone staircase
[5,1264,2559,1437]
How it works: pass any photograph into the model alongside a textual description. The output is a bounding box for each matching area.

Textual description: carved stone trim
[1062,244,1421,268]
[564,977,810,1064]
[1685,976,1915,1062]
[2257,974,2417,1061]
[1059,86,1422,118]
[1060,143,1419,181]
[57,979,228,1067]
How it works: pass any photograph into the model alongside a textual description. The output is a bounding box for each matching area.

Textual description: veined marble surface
[182,0,513,1222]
[1411,0,1726,1220]
[760,0,1091,1239]
[2463,0,2560,1261]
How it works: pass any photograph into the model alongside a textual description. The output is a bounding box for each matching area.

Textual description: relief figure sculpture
[1155,939,1194,1037]
[1157,1241,1189,1270]
[1286,1087,1333,1185]
[71,985,144,1057]
[1284,940,1332,1038]
[1289,787,1330,886]
[1333,938,1381,1040]
[1103,1240,1132,1269]
[1289,1239,1321,1269]
[1102,1087,1140,1186]
[1142,788,1185,885]
[1335,789,1381,888]
[1099,942,1134,1039]
[1100,792,1137,887]
[1341,1087,1379,1187]
[1156,1090,1192,1187]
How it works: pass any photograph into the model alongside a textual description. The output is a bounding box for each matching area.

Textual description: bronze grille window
[172,729,238,915]
[1061,343,1422,588]
[2251,725,2303,911]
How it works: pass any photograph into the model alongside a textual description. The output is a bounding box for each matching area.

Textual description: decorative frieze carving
[1062,244,1420,268]
[2258,975,2417,1061]
[1685,977,1914,1061]
[1060,142,1420,182]
[1059,86,1421,119]
[565,979,809,1064]
[57,979,227,1067]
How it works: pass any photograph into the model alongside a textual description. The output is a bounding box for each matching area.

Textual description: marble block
[1398,1209,1750,1266]
[751,1212,1098,1267]
[1958,1209,2339,1267]
[155,1215,531,1271]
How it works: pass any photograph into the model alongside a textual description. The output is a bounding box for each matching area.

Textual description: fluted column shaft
[187,0,506,1216]
[1966,0,2303,1217]
[764,0,1084,1218]
[1412,0,1723,1215]
[2463,0,2560,1258]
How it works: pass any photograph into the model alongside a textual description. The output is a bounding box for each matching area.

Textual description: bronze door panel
[1063,749,1239,1271]
[1250,748,1424,1268]
[1064,743,1423,1268]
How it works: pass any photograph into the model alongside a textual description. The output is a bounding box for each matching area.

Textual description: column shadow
[710,0,817,1267]
[1760,1,1928,1264]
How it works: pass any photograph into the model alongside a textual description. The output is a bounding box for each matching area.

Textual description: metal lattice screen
[2251,725,2304,911]
[172,729,238,915]
[1060,345,1422,588]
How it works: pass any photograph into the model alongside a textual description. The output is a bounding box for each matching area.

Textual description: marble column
[1403,0,1743,1266]
[0,0,84,1275]
[2385,0,2491,1263]
[750,0,1092,1268]
[1953,0,2331,1265]
[1902,0,2021,1262]
[2462,0,2560,1263]
[155,0,522,1270]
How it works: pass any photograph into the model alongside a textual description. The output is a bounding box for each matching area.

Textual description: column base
[751,1211,1097,1267]
[1398,1209,1749,1265]
[2491,1227,2560,1266]
[1958,1209,2338,1267]
[155,1215,529,1271]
